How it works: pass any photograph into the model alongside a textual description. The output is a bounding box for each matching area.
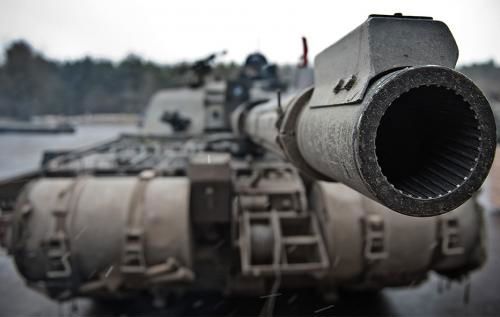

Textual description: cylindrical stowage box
[311,182,484,289]
[9,175,192,299]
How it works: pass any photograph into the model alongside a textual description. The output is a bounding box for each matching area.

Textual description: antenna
[299,36,308,68]
[277,90,283,115]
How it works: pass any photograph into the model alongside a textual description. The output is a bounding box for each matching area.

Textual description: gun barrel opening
[266,66,493,216]
[376,85,481,199]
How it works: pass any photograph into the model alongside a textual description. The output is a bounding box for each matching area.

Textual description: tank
[0,14,496,303]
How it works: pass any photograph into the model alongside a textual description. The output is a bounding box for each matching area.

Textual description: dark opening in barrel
[375,85,481,199]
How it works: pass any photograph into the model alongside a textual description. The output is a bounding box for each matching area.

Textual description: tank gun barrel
[234,14,496,217]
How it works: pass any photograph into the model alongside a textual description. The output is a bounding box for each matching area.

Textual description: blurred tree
[0,40,242,119]
[1,41,37,119]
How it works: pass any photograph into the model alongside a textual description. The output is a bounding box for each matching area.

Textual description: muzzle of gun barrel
[293,66,496,216]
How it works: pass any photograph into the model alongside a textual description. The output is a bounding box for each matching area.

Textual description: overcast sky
[0,0,499,66]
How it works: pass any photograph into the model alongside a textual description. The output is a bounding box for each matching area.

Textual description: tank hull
[8,172,484,300]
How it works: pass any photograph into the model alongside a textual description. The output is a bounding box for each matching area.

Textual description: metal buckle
[46,233,72,279]
[121,228,146,274]
[364,214,388,260]
[441,218,464,256]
